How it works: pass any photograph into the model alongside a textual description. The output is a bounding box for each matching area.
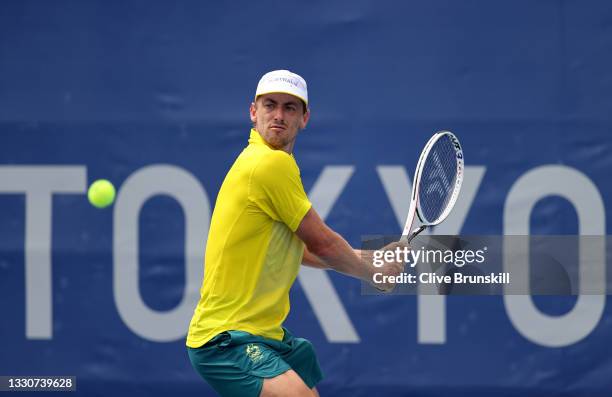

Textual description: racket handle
[402,225,426,243]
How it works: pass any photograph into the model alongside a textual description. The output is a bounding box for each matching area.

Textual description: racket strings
[418,135,458,223]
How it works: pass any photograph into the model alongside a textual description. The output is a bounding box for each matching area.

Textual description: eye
[264,103,274,110]
[286,105,297,112]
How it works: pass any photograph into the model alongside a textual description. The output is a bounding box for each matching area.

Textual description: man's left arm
[302,247,365,269]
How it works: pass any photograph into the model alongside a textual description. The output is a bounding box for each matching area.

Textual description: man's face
[250,93,310,153]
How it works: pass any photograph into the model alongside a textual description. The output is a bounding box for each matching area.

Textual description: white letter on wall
[114,165,208,342]
[0,166,86,339]
[299,166,360,342]
[378,166,485,344]
[504,165,605,347]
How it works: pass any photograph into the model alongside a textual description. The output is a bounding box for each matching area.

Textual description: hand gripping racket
[401,131,464,243]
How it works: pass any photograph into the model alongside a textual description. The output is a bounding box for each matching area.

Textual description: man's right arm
[296,208,405,290]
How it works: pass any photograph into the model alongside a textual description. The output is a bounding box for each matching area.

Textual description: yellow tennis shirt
[186,129,312,348]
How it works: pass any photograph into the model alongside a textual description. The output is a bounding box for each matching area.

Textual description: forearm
[296,208,375,282]
[310,232,374,281]
[303,246,364,269]
[302,246,329,269]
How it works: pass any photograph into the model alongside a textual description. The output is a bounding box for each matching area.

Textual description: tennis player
[187,70,405,397]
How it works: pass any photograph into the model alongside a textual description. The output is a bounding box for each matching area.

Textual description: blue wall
[1,1,611,396]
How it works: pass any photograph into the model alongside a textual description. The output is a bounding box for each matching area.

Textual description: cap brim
[255,90,308,106]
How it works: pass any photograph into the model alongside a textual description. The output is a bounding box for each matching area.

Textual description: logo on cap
[255,70,308,105]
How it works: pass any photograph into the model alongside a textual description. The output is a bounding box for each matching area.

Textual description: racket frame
[401,131,464,243]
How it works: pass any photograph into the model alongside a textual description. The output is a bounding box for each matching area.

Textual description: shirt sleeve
[249,151,312,232]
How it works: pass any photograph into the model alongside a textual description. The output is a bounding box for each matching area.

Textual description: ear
[249,102,257,124]
[300,108,310,130]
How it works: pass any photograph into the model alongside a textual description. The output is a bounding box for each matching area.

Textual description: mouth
[270,125,286,131]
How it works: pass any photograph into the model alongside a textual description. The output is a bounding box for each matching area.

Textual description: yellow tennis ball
[88,179,116,208]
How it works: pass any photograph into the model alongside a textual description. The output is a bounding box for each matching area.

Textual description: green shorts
[187,328,324,397]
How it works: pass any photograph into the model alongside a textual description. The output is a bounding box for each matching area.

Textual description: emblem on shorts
[245,344,263,363]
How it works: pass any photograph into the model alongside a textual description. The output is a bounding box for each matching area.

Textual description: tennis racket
[401,131,464,243]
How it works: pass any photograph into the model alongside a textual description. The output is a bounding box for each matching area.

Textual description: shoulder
[248,150,302,194]
[253,149,299,178]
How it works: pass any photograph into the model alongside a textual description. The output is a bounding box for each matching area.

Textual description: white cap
[255,70,308,105]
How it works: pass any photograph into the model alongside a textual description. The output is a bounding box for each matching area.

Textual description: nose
[273,106,285,121]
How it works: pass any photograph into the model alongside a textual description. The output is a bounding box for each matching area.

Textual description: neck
[282,140,295,154]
